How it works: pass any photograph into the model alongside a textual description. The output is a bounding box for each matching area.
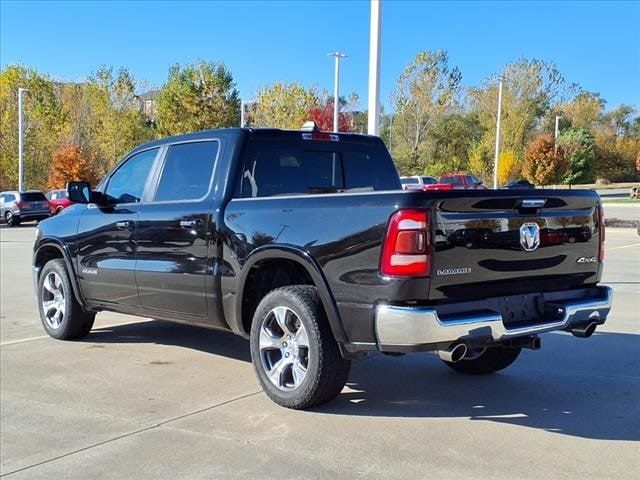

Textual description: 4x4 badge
[520,223,540,252]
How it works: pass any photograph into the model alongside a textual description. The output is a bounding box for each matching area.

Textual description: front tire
[250,286,350,409]
[38,259,95,340]
[443,346,521,375]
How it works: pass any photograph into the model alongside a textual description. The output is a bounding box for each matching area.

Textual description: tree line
[0,53,638,191]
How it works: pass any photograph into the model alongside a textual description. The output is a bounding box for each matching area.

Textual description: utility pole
[367,0,382,136]
[554,115,562,151]
[328,52,347,133]
[240,100,245,128]
[18,87,28,191]
[492,78,503,189]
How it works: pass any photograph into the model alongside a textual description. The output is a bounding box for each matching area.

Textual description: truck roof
[129,128,382,156]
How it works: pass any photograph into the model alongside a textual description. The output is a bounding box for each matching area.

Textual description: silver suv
[0,191,50,227]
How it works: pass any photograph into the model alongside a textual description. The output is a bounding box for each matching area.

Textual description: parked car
[46,189,73,215]
[505,179,535,189]
[1,190,50,226]
[33,127,611,409]
[400,175,438,190]
[630,185,640,199]
[437,173,486,189]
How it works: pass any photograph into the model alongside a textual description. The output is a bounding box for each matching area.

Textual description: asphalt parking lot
[1,225,638,479]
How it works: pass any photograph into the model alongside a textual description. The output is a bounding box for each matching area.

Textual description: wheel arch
[33,239,91,312]
[236,246,347,343]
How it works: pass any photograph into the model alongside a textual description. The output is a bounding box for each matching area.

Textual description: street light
[492,78,503,189]
[18,87,29,192]
[368,0,382,136]
[554,115,562,151]
[328,52,347,133]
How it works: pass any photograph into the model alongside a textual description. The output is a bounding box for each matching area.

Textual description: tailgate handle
[520,199,546,209]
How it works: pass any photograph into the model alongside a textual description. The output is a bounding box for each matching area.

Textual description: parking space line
[0,320,152,347]
[607,243,640,251]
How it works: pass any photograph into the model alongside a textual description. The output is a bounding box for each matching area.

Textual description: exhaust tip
[571,322,598,338]
[438,343,468,363]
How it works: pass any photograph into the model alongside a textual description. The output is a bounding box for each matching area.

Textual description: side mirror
[67,181,94,204]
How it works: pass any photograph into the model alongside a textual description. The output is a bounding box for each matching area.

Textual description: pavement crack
[0,390,263,478]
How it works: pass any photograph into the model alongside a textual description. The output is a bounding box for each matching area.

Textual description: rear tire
[443,346,521,375]
[5,211,19,227]
[250,286,351,409]
[38,259,95,340]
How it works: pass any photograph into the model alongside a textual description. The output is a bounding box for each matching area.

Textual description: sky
[1,0,639,111]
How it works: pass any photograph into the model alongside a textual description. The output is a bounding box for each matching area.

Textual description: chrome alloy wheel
[259,306,310,391]
[41,272,66,329]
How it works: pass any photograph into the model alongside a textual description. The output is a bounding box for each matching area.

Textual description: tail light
[380,209,430,277]
[16,201,25,209]
[598,204,605,262]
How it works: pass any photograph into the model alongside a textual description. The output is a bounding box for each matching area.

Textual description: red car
[46,189,73,215]
[438,173,486,189]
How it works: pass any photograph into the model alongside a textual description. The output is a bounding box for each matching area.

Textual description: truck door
[76,148,160,306]
[135,140,220,320]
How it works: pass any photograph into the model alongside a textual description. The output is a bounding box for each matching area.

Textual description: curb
[605,219,639,229]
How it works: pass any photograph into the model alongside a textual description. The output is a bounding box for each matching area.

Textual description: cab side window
[106,149,159,204]
[153,141,218,202]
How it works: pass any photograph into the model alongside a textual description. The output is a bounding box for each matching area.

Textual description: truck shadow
[86,322,639,442]
[87,320,252,363]
[321,332,640,442]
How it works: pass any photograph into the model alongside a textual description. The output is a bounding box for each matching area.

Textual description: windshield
[20,192,47,202]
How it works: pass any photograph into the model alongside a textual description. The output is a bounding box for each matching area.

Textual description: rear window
[240,139,400,198]
[401,177,419,185]
[421,177,437,184]
[440,176,463,185]
[20,192,47,202]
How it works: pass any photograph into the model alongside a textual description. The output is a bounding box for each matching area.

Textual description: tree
[308,101,351,132]
[390,51,462,174]
[523,134,568,186]
[253,82,318,129]
[557,128,596,185]
[559,91,605,131]
[156,61,240,136]
[425,112,484,175]
[498,150,519,185]
[469,58,567,176]
[48,144,97,189]
[0,65,64,190]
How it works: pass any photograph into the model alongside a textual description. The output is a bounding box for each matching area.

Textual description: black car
[504,179,535,189]
[1,190,51,226]
[33,127,611,409]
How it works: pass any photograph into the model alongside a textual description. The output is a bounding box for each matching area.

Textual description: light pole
[18,87,29,191]
[240,100,245,127]
[554,115,562,151]
[368,0,382,136]
[328,52,347,133]
[492,78,503,189]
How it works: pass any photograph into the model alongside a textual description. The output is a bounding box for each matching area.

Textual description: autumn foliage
[522,134,568,186]
[309,102,352,132]
[48,144,97,189]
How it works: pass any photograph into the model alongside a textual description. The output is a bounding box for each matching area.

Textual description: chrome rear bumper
[375,286,612,351]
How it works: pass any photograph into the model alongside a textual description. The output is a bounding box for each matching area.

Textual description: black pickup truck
[33,127,612,409]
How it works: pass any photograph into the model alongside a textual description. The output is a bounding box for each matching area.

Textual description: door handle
[116,221,133,230]
[180,219,202,229]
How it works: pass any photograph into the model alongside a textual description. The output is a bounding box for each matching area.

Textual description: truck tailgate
[430,193,602,301]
